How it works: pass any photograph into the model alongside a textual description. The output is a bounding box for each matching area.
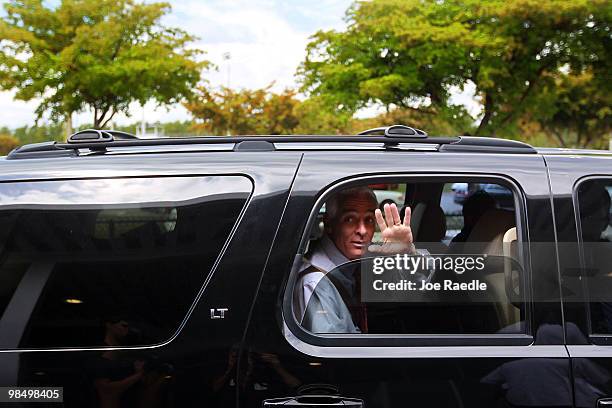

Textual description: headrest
[416,204,447,243]
[466,208,515,256]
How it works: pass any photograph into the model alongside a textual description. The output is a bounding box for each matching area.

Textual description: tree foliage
[298,0,611,136]
[293,96,353,134]
[531,71,611,148]
[185,86,301,135]
[9,123,64,143]
[0,0,206,128]
[0,133,20,155]
[184,84,471,136]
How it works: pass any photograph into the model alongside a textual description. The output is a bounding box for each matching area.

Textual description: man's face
[327,194,377,260]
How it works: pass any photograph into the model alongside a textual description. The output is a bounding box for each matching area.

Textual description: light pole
[222,52,231,89]
[222,52,231,136]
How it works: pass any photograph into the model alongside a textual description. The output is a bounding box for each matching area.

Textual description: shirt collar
[320,234,349,267]
[302,234,350,273]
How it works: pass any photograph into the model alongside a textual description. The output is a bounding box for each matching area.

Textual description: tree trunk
[475,93,494,136]
[94,105,110,129]
[64,113,73,140]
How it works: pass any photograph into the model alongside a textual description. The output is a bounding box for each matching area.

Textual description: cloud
[0,90,44,128]
[164,0,333,91]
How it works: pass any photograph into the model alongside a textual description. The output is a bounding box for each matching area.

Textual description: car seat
[414,203,448,255]
[464,208,520,329]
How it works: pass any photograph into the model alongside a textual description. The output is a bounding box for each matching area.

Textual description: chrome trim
[103,143,235,155]
[538,148,612,156]
[283,323,566,358]
[567,345,612,357]
[274,143,386,150]
[273,143,439,151]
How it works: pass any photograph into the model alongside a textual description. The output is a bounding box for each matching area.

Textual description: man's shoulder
[298,264,326,283]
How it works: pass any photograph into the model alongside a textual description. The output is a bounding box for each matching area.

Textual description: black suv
[1,125,611,408]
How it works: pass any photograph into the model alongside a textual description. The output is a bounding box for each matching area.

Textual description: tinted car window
[576,179,612,335]
[0,176,252,349]
[293,180,527,337]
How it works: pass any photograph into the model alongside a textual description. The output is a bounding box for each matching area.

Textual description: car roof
[6,127,539,160]
[7,126,611,160]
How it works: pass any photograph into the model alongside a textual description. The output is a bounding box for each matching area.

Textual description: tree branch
[475,93,494,136]
[498,77,539,127]
[549,127,567,148]
[100,109,117,129]
[95,105,111,128]
[498,54,557,128]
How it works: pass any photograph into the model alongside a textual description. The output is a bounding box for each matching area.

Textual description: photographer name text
[373,279,487,291]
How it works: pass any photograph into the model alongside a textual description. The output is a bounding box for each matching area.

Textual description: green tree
[12,123,64,143]
[298,0,610,136]
[531,71,611,148]
[294,96,353,134]
[160,120,205,137]
[185,86,301,135]
[0,0,206,132]
[0,133,20,155]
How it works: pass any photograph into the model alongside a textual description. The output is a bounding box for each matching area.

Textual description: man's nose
[356,220,367,235]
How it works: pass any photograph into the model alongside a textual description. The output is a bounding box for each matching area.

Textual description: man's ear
[323,216,333,234]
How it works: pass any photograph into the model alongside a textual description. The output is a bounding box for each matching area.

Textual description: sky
[0,0,355,129]
[0,0,479,129]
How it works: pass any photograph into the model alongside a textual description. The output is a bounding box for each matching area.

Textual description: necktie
[352,266,369,333]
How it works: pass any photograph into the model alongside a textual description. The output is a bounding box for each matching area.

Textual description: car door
[244,149,572,408]
[546,154,612,408]
[0,150,301,407]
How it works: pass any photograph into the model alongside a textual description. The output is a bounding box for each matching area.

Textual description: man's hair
[325,186,378,221]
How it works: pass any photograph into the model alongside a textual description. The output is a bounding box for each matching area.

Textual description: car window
[575,179,612,336]
[0,176,252,349]
[291,179,528,339]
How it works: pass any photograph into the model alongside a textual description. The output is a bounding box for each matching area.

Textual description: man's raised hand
[369,203,416,254]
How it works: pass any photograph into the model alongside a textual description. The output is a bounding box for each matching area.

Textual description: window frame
[573,175,612,345]
[283,173,534,347]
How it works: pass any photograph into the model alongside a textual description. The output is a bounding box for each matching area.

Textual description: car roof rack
[358,124,428,137]
[6,126,537,159]
[67,129,139,144]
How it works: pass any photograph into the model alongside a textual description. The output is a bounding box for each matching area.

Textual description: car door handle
[263,395,364,407]
[598,398,612,407]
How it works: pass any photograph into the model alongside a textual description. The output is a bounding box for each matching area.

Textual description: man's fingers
[390,204,401,226]
[403,206,412,226]
[404,206,413,243]
[375,208,386,231]
[383,203,394,227]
